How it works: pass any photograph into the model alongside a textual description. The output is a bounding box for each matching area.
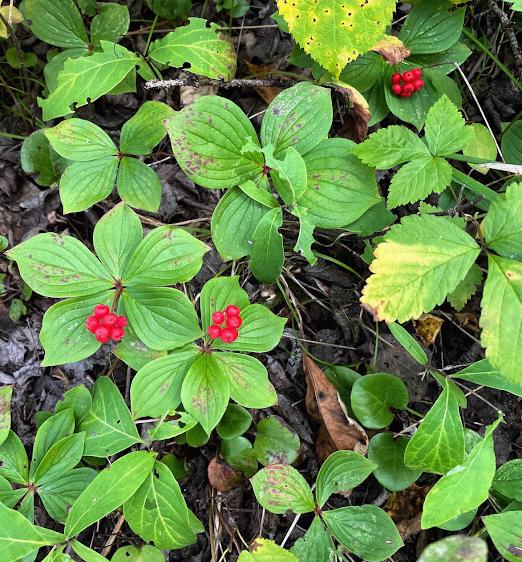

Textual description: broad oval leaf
[0,430,29,484]
[90,3,130,46]
[483,511,522,562]
[117,157,162,212]
[253,416,300,466]
[249,207,284,283]
[112,545,165,562]
[20,129,68,187]
[33,432,86,485]
[290,516,335,562]
[216,404,252,440]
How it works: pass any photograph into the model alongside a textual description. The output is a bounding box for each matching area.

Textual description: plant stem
[313,251,363,281]
[451,167,499,201]
[144,14,158,55]
[448,153,497,165]
[0,131,25,140]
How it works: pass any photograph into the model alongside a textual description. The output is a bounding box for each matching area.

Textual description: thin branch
[144,72,300,90]
[488,0,522,79]
[101,513,125,558]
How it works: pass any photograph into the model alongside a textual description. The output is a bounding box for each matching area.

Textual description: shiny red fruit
[403,71,414,82]
[221,327,238,343]
[412,68,422,79]
[208,324,222,339]
[391,72,402,84]
[413,79,425,91]
[226,316,242,329]
[212,311,225,324]
[102,313,118,327]
[225,304,240,317]
[95,326,110,343]
[403,82,415,94]
[111,326,125,341]
[86,316,99,333]
[94,304,110,318]
[400,92,412,98]
[116,315,127,328]
[392,84,402,95]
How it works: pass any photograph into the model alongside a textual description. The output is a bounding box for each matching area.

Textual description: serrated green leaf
[249,207,284,283]
[90,3,130,46]
[404,376,465,474]
[239,538,298,561]
[199,276,250,331]
[180,353,230,434]
[485,182,522,259]
[253,416,300,466]
[0,386,12,447]
[361,214,480,322]
[122,225,208,287]
[122,287,201,351]
[78,377,141,457]
[421,417,501,529]
[116,157,162,212]
[447,263,482,311]
[0,430,29,484]
[451,359,522,397]
[166,95,262,188]
[323,505,403,562]
[65,451,155,537]
[149,17,236,80]
[483,511,522,562]
[278,0,396,78]
[351,373,409,429]
[21,130,69,187]
[417,536,488,562]
[33,432,86,485]
[251,464,314,514]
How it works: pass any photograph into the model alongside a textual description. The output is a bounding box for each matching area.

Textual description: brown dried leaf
[385,484,431,541]
[332,82,371,143]
[208,456,244,492]
[414,313,444,346]
[372,35,411,65]
[245,62,284,105]
[303,354,368,462]
[454,312,480,334]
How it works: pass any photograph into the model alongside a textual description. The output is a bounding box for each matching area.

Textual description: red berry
[102,313,117,327]
[86,316,99,333]
[413,79,425,91]
[403,82,415,94]
[225,305,240,317]
[116,315,127,328]
[208,324,222,339]
[95,326,110,343]
[111,326,125,341]
[400,91,412,98]
[412,68,422,79]
[392,84,402,95]
[94,304,110,318]
[403,71,414,82]
[221,327,238,343]
[226,316,242,329]
[212,311,225,325]
[391,72,402,84]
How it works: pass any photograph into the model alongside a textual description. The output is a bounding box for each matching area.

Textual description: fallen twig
[144,72,300,90]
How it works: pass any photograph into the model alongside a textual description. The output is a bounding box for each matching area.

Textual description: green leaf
[117,157,162,212]
[398,1,465,54]
[249,207,284,283]
[290,516,335,562]
[485,182,522,259]
[483,511,522,562]
[65,451,155,537]
[120,101,174,156]
[216,404,252,440]
[0,386,12,446]
[424,95,473,157]
[261,82,332,157]
[404,376,465,474]
[145,0,192,19]
[368,433,421,492]
[417,536,488,562]
[352,125,430,169]
[122,287,202,351]
[90,3,130,46]
[0,503,65,561]
[293,207,317,264]
[180,353,230,434]
[149,17,236,79]
[25,0,88,49]
[147,411,197,442]
[253,416,300,466]
[388,322,428,366]
[130,348,198,419]
[481,255,522,383]
[501,120,522,165]
[266,147,307,207]
[112,545,164,562]
[44,119,116,161]
[20,130,68,187]
[340,51,387,93]
[492,459,522,501]
[55,385,92,423]
[166,95,262,188]
[361,214,480,323]
[38,42,138,121]
[6,233,112,298]
[124,461,199,549]
[112,326,167,371]
[315,450,376,507]
[199,276,250,332]
[78,377,141,458]
[407,42,472,75]
[447,263,483,311]
[322,505,403,562]
[222,436,258,478]
[33,432,86,485]
[214,304,286,353]
[122,225,208,286]
[0,430,29,484]
[450,359,522,398]
[211,187,269,261]
[421,417,501,529]
[239,180,279,209]
[238,538,298,561]
[463,123,498,174]
[278,0,396,78]
[93,203,143,280]
[351,373,409,429]
[71,541,108,562]
[251,464,314,514]
[298,138,381,228]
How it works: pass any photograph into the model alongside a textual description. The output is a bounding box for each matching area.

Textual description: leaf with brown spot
[330,81,371,143]
[304,354,368,462]
[371,35,411,65]
[414,313,444,346]
[207,456,244,492]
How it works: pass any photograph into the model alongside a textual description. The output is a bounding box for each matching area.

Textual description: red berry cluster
[86,304,127,344]
[391,68,424,98]
[207,305,242,343]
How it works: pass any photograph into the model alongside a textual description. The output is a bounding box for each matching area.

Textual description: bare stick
[101,513,125,558]
[488,0,522,79]
[145,73,300,90]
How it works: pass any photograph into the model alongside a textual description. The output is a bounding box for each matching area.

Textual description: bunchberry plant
[390,67,425,98]
[167,81,384,282]
[5,203,209,365]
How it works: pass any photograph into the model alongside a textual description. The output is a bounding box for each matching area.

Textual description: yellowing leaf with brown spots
[277,0,397,78]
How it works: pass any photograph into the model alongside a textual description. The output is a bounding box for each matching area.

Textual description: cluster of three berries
[86,304,127,343]
[208,305,242,343]
[391,68,424,97]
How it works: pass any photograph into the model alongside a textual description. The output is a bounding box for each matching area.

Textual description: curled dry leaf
[414,313,444,347]
[371,35,411,65]
[331,81,371,143]
[208,456,245,492]
[303,354,368,462]
[385,484,431,541]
